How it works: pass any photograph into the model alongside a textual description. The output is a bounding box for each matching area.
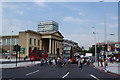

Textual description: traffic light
[13,44,21,51]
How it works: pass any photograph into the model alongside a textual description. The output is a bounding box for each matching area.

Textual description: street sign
[20,48,25,54]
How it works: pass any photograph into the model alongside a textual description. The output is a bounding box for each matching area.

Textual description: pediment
[52,31,64,38]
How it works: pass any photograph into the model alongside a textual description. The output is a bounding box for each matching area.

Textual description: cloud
[63,16,95,24]
[64,34,95,49]
[78,12,85,16]
[2,18,25,35]
[100,22,118,28]
[111,16,118,20]
[33,0,48,7]
[2,3,24,10]
[0,3,2,35]
[16,10,25,15]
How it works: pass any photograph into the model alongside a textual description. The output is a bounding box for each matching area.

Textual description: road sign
[20,48,25,54]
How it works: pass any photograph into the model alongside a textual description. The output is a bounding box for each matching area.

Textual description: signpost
[20,48,25,54]
[13,44,21,67]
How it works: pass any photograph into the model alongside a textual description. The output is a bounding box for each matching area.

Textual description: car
[116,58,120,62]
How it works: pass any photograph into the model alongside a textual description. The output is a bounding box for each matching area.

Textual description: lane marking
[90,75,100,80]
[26,70,39,76]
[62,72,70,78]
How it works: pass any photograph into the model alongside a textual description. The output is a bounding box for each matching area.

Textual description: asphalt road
[2,63,120,80]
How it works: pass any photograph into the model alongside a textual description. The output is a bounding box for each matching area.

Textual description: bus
[30,50,48,61]
[63,45,76,63]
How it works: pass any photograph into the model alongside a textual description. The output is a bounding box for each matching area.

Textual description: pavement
[0,58,41,69]
[93,62,120,75]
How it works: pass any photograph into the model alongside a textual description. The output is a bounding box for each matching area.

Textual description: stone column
[54,40,56,54]
[52,39,54,55]
[49,38,52,54]
[40,40,42,50]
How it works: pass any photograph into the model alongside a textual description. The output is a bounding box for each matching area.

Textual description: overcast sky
[1,1,118,49]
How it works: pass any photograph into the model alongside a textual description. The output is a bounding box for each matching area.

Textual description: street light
[108,34,115,54]
[10,31,13,60]
[92,27,97,62]
[100,0,108,59]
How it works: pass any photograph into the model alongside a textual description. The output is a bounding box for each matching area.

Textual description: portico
[40,31,64,57]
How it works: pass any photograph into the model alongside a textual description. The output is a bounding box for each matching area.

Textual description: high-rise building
[38,21,59,32]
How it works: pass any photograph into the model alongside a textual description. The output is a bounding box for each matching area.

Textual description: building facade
[0,30,64,58]
[0,35,19,53]
[38,21,59,32]
[63,39,78,47]
[96,42,120,58]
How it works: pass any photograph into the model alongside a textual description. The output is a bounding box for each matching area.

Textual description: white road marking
[62,72,70,78]
[90,75,99,80]
[26,70,39,76]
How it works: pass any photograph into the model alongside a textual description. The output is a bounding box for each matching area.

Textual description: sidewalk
[0,58,41,69]
[93,62,120,75]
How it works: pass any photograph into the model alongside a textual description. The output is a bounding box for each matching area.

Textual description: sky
[1,1,118,49]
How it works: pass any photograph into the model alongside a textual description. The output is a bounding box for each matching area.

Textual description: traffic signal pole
[19,52,20,62]
[16,51,18,67]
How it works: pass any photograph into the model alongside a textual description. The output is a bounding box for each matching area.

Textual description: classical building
[38,21,59,32]
[0,30,64,58]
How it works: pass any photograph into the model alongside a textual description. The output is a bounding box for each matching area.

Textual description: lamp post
[10,31,13,60]
[92,27,97,62]
[109,34,115,54]
[100,0,107,59]
[109,34,115,42]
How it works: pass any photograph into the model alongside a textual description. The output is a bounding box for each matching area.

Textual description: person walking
[78,58,84,70]
[100,57,103,67]
[104,58,108,72]
[52,58,56,66]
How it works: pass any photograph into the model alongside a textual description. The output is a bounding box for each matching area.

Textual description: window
[16,38,19,44]
[7,38,10,45]
[12,38,15,45]
[2,39,6,45]
[30,38,32,45]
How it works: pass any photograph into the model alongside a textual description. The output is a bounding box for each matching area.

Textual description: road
[2,63,120,80]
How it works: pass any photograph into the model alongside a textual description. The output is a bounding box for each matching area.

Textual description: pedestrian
[100,57,103,67]
[87,59,90,66]
[104,59,108,72]
[63,58,67,67]
[52,58,56,66]
[78,58,84,70]
[40,58,44,66]
[7,56,10,60]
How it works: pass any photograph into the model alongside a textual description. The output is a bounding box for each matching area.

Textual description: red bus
[30,50,48,61]
[63,45,76,63]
